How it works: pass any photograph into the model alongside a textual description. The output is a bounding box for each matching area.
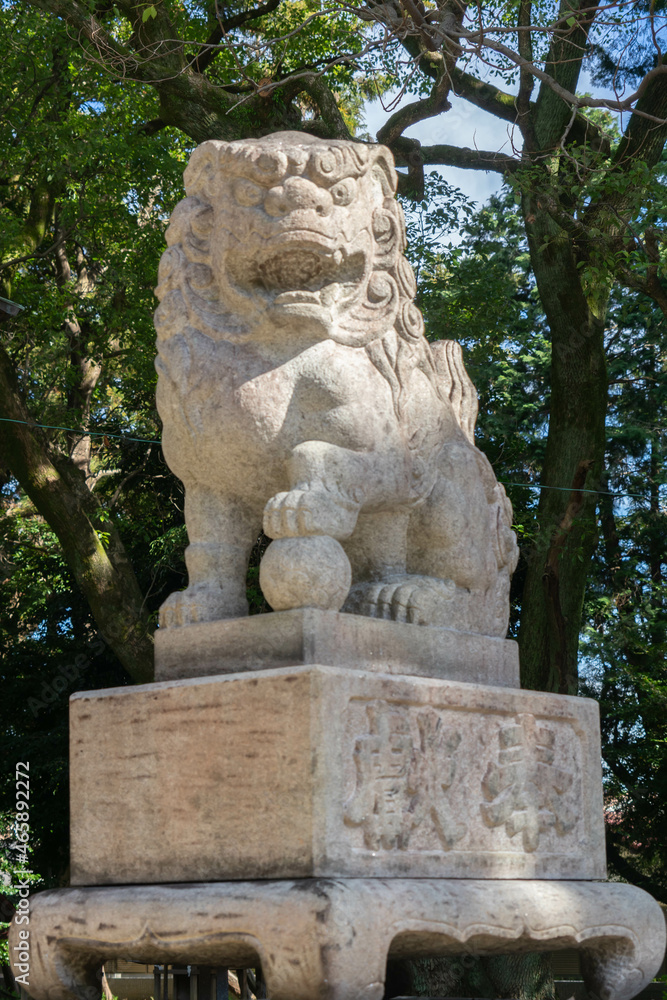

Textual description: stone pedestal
[153,610,520,687]
[70,665,605,884]
[11,618,667,1000]
[10,879,666,1000]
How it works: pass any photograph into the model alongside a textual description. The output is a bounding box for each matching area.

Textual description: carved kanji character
[405,708,466,848]
[344,702,464,850]
[481,713,576,852]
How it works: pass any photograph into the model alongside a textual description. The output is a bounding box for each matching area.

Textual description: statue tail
[430,340,478,444]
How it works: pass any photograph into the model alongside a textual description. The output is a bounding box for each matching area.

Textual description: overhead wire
[0,416,659,502]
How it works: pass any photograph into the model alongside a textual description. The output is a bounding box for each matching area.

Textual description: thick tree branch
[137,117,167,135]
[301,75,353,140]
[450,66,518,122]
[393,142,520,173]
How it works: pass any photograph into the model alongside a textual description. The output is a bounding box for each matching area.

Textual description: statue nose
[264,178,333,217]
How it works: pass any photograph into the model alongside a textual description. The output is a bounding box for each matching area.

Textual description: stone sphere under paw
[260,535,352,612]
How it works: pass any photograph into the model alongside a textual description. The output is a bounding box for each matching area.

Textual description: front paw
[263,486,360,540]
[159,584,242,628]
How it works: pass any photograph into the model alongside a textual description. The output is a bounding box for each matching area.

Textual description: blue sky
[365,91,515,205]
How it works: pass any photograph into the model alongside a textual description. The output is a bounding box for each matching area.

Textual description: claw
[263,484,360,540]
[343,575,456,626]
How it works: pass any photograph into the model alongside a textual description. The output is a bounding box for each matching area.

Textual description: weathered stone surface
[260,536,352,611]
[154,608,520,686]
[11,879,665,1000]
[154,132,519,638]
[70,667,605,884]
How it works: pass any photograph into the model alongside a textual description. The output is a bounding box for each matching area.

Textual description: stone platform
[10,879,666,1000]
[154,609,520,686]
[70,666,605,885]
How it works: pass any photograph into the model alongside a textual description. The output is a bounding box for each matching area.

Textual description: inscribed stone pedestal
[70,667,605,884]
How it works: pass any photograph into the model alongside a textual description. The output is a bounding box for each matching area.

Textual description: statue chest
[176,337,394,452]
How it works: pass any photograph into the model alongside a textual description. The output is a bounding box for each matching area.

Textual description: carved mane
[154,132,473,442]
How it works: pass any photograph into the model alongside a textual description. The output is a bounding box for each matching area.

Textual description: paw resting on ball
[263,486,360,541]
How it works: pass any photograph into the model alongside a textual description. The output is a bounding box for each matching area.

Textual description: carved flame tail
[430,340,479,445]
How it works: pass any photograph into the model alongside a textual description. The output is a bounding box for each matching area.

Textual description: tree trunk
[0,343,154,683]
[518,205,608,694]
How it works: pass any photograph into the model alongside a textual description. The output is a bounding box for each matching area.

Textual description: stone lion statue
[154,132,518,636]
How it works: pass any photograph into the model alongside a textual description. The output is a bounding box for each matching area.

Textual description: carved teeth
[274,290,321,304]
[320,283,341,306]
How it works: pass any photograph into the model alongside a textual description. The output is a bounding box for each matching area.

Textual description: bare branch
[452,25,667,123]
[192,0,283,74]
[377,54,451,145]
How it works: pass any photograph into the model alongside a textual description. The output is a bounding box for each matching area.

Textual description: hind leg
[403,443,507,633]
[342,509,450,623]
[343,443,501,629]
[408,442,496,590]
[160,487,262,628]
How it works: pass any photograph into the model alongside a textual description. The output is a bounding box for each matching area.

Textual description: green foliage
[404,180,667,897]
[580,291,667,899]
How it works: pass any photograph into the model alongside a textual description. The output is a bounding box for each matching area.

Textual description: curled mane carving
[154,133,441,422]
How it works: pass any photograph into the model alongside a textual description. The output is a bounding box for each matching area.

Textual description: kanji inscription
[344,701,465,850]
[481,712,576,852]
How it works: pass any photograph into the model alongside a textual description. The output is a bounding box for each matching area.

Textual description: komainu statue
[155,132,518,636]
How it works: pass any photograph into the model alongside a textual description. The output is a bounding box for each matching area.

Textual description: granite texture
[153,608,520,686]
[10,879,665,1000]
[70,666,605,884]
[154,132,519,635]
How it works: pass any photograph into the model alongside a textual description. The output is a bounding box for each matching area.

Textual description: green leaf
[142,5,157,22]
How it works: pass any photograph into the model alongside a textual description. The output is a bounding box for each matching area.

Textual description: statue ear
[371,147,398,198]
[184,140,229,200]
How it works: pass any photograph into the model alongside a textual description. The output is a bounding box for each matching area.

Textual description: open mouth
[225,239,368,308]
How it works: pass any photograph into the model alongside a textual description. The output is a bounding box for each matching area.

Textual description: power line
[499,480,649,501]
[0,416,658,502]
[0,416,161,445]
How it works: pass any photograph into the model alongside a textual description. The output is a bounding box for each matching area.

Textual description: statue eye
[330,178,356,206]
[233,179,264,207]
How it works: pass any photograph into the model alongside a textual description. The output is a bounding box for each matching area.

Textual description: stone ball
[260,535,352,612]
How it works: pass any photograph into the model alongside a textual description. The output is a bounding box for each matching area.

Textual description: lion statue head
[155,131,440,416]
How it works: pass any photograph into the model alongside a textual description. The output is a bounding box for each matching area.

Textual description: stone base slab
[70,667,605,884]
[154,609,520,687]
[10,879,666,1000]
